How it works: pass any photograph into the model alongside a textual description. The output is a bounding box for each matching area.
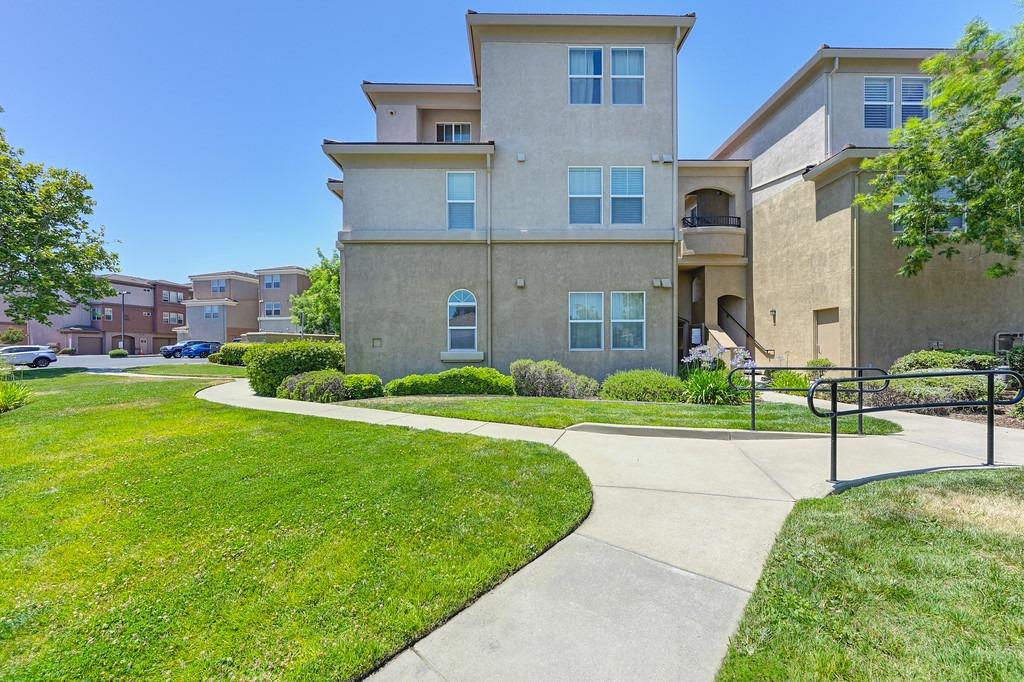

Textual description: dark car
[182,342,222,359]
[161,340,210,359]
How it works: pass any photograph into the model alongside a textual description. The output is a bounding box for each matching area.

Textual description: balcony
[679,216,746,263]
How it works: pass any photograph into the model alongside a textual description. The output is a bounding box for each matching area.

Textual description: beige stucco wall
[342,241,676,381]
[479,26,676,233]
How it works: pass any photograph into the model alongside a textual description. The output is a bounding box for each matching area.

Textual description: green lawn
[0,372,590,679]
[347,395,901,434]
[127,363,248,377]
[719,468,1024,680]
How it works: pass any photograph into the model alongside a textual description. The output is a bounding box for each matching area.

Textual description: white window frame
[162,311,170,324]
[610,166,645,225]
[568,166,603,225]
[103,307,113,321]
[568,46,603,105]
[91,307,102,321]
[610,291,646,350]
[435,122,472,143]
[447,289,477,352]
[162,290,170,302]
[204,305,220,319]
[264,274,280,289]
[864,76,895,129]
[900,76,932,125]
[568,291,604,351]
[264,301,281,317]
[211,279,226,294]
[446,171,476,230]
[610,47,645,106]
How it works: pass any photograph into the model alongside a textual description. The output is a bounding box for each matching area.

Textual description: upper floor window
[91,307,102,321]
[162,290,170,302]
[611,48,644,105]
[893,175,964,233]
[264,274,281,289]
[211,279,226,294]
[901,77,931,124]
[264,302,281,316]
[569,47,602,104]
[568,167,602,224]
[447,289,477,351]
[611,291,645,350]
[104,307,113,321]
[447,172,476,229]
[610,167,644,224]
[569,292,603,350]
[204,305,220,319]
[436,123,471,143]
[864,77,895,129]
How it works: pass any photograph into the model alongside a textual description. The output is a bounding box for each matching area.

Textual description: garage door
[77,336,103,355]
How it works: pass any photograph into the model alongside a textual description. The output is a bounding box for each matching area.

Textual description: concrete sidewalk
[198,380,1020,681]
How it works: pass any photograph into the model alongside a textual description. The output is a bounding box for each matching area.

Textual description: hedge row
[384,367,514,396]
[244,341,346,396]
[277,370,383,403]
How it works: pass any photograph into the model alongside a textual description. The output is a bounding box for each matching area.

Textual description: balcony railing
[681,215,742,228]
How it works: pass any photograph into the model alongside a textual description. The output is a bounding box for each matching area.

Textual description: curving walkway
[197,380,1024,681]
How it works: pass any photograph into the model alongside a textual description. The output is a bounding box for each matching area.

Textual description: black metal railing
[681,215,742,228]
[808,369,1024,482]
[728,365,889,434]
[717,303,773,359]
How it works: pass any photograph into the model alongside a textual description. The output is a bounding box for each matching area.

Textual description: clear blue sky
[3,1,1018,283]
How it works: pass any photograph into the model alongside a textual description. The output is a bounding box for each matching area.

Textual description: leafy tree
[0,110,119,322]
[290,249,341,334]
[854,18,1024,278]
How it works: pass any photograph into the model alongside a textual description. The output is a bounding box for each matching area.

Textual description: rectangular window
[901,77,930,124]
[892,175,964,233]
[176,292,184,303]
[162,290,170,302]
[162,311,170,323]
[211,279,226,294]
[569,47,602,104]
[568,167,602,224]
[611,292,645,350]
[204,306,220,319]
[569,292,603,351]
[447,171,475,229]
[864,77,894,129]
[91,307,102,321]
[610,167,644,224]
[611,48,644,105]
[436,123,471,143]
[104,307,113,321]
[264,274,280,289]
[264,302,281,316]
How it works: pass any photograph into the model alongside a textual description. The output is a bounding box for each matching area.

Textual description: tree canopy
[290,249,341,335]
[0,111,119,322]
[854,18,1024,278]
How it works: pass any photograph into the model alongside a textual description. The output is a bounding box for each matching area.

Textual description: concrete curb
[567,422,859,440]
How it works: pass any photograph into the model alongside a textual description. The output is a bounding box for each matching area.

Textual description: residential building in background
[182,271,260,343]
[255,266,311,333]
[324,11,1023,381]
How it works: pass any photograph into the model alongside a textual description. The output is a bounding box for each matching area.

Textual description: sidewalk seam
[412,646,450,681]
[730,442,799,501]
[593,483,792,504]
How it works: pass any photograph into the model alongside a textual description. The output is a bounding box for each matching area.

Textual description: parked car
[182,342,222,359]
[0,345,58,368]
[160,340,211,358]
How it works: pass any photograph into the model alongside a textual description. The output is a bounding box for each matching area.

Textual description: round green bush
[218,342,252,366]
[384,366,514,397]
[108,349,129,358]
[599,369,686,402]
[890,349,1000,374]
[767,369,810,392]
[244,341,346,396]
[343,373,384,400]
[1007,346,1024,373]
[509,359,599,398]
[866,374,993,414]
[276,371,383,403]
[207,352,223,364]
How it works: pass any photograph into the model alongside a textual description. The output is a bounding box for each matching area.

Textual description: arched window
[447,289,477,351]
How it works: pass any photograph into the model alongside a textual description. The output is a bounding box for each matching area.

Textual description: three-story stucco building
[325,11,1024,381]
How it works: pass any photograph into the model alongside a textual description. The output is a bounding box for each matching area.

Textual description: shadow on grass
[13,367,90,381]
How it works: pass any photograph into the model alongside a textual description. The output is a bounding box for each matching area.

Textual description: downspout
[671,25,680,370]
[851,169,862,366]
[825,57,839,159]
[486,150,493,368]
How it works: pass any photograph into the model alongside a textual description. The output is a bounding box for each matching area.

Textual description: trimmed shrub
[343,373,385,400]
[866,375,991,415]
[804,357,835,380]
[510,359,599,399]
[600,369,686,402]
[0,328,26,344]
[218,342,252,366]
[1012,400,1024,421]
[208,352,223,364]
[58,347,77,355]
[244,341,346,396]
[1007,346,1024,373]
[890,349,1000,374]
[681,368,743,405]
[384,366,514,397]
[108,349,129,358]
[767,369,810,393]
[0,381,31,413]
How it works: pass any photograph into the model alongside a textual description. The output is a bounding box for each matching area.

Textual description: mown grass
[719,468,1024,680]
[0,372,590,679]
[127,363,248,377]
[348,395,901,434]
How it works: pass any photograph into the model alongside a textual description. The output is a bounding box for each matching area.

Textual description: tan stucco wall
[418,109,482,143]
[342,241,676,381]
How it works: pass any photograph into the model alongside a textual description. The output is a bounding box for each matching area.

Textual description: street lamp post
[118,291,130,351]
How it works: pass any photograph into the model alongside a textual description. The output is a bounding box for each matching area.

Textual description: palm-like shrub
[681,369,743,405]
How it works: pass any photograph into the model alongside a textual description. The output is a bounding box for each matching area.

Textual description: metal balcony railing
[681,215,742,228]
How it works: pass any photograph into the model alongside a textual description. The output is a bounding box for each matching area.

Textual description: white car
[0,345,58,368]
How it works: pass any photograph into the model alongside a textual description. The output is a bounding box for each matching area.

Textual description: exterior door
[814,307,840,361]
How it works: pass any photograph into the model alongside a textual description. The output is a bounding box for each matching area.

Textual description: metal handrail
[681,215,742,228]
[807,368,1024,482]
[717,303,773,359]
[728,365,889,434]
